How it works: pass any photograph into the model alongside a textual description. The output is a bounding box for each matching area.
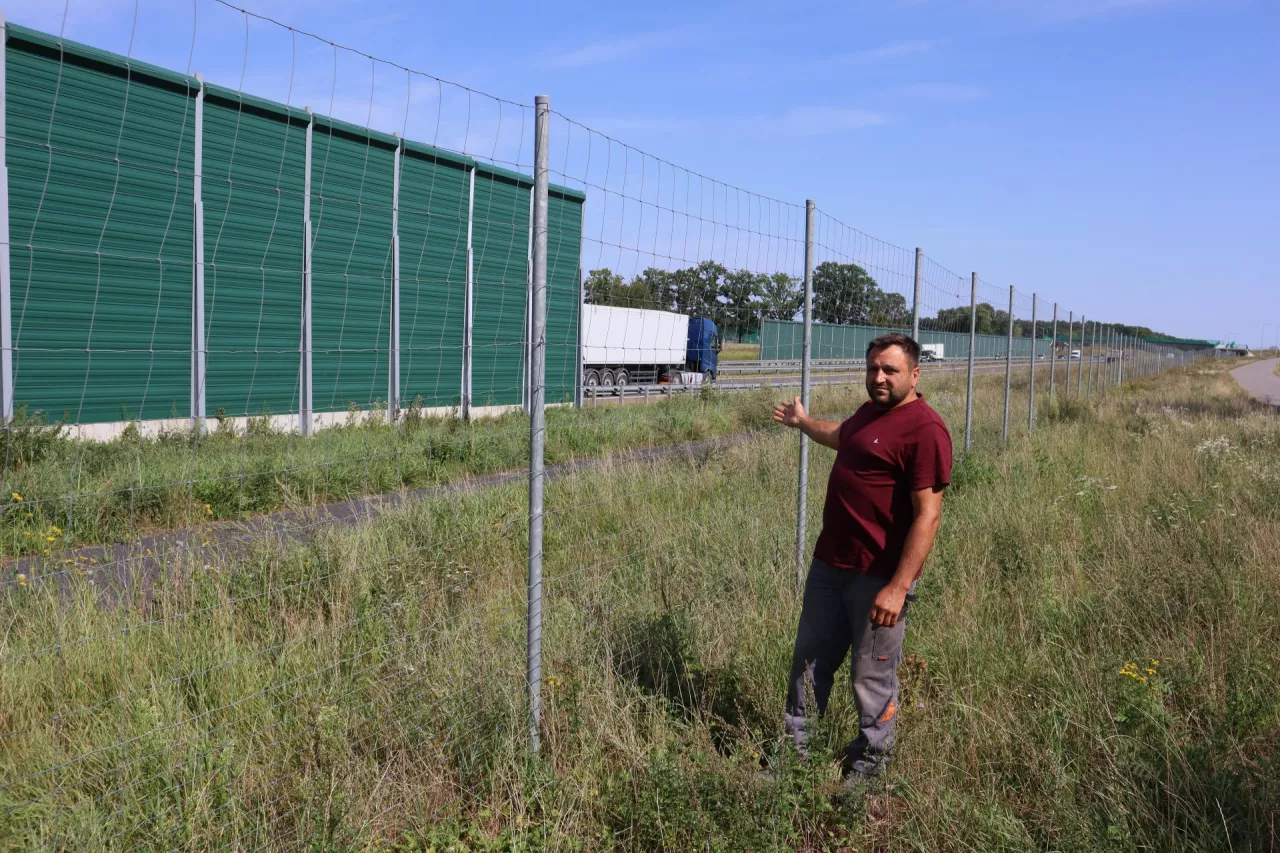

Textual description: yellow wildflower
[51,526,62,535]
[46,536,55,543]
[10,492,21,502]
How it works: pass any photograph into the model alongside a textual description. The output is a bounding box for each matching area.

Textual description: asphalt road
[1231,357,1280,409]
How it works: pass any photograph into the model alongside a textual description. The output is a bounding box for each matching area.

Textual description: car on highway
[1070,349,1082,359]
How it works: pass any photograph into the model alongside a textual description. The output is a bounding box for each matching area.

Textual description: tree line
[584,261,908,341]
[584,262,1173,342]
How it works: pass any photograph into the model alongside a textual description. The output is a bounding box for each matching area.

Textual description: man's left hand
[870,583,909,627]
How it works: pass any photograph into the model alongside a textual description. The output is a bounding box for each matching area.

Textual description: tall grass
[2,359,1275,851]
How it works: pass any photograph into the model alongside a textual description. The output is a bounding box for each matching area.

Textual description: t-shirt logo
[873,438,880,444]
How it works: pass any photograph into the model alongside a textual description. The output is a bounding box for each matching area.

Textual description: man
[773,332,952,779]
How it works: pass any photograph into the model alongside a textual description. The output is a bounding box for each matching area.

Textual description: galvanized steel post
[1118,334,1125,385]
[0,15,11,422]
[524,188,534,414]
[191,74,207,433]
[911,247,922,341]
[1002,285,1014,443]
[1076,314,1085,397]
[300,108,315,436]
[527,94,550,753]
[1048,302,1058,402]
[964,272,977,452]
[1027,293,1037,432]
[1065,311,1073,396]
[389,138,402,423]
[1086,321,1095,397]
[796,199,815,595]
[462,166,475,420]
[1102,326,1111,389]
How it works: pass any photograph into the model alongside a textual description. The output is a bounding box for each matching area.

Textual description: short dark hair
[866,333,920,367]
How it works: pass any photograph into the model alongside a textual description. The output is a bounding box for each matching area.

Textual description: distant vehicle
[1070,349,1082,359]
[1037,354,1047,360]
[580,305,720,388]
[920,343,945,363]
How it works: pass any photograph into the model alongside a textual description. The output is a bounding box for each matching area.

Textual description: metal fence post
[911,247,922,341]
[191,74,207,433]
[1118,334,1125,385]
[1102,325,1110,388]
[795,199,815,594]
[1065,311,1073,395]
[964,272,977,452]
[1003,285,1014,443]
[389,138,402,423]
[301,108,315,436]
[1086,321,1095,397]
[0,14,12,424]
[1048,302,1058,402]
[574,211,585,409]
[1102,327,1109,389]
[1076,314,1085,397]
[1028,293,1037,432]
[524,188,534,415]
[527,94,551,754]
[462,166,475,420]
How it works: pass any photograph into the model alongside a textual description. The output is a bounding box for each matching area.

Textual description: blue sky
[8,0,1278,343]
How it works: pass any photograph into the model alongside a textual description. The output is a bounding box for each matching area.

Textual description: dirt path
[1231,358,1280,409]
[5,433,757,603]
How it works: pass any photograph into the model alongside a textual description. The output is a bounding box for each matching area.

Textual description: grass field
[0,355,1000,559]
[719,343,762,361]
[0,391,785,559]
[2,356,1276,851]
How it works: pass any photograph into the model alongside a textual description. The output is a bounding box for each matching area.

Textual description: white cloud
[569,107,889,142]
[805,39,939,73]
[886,82,988,102]
[544,29,688,69]
[780,106,890,136]
[846,39,939,63]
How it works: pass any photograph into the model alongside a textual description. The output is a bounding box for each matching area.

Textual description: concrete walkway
[1231,357,1280,410]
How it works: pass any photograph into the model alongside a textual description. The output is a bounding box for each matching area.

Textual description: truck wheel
[601,369,615,387]
[584,369,600,388]
[614,369,629,388]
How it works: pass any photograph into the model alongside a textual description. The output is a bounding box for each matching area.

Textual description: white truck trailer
[580,305,720,388]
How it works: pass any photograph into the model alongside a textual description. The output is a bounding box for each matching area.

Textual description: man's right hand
[773,397,807,429]
[774,399,843,450]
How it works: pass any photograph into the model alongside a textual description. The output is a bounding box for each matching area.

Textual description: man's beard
[869,385,907,409]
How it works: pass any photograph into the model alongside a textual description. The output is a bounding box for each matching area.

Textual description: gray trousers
[785,559,915,769]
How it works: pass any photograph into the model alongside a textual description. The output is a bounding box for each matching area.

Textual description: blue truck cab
[686,317,721,381]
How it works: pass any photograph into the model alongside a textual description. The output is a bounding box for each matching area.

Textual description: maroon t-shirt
[813,395,953,577]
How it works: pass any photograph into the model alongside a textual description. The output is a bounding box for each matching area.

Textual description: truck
[580,305,720,389]
[920,343,944,363]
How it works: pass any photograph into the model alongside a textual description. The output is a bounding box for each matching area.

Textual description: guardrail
[717,356,1012,375]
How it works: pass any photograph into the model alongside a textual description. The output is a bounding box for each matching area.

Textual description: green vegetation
[1,358,1275,850]
[0,391,787,557]
[719,343,761,362]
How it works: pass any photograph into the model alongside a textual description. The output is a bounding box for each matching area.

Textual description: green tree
[585,267,661,309]
[812,261,906,326]
[721,269,766,341]
[868,290,910,327]
[760,272,802,321]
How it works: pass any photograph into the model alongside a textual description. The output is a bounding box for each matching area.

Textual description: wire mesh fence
[0,3,1230,850]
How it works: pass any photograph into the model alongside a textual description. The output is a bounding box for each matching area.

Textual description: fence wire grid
[0,3,1228,850]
